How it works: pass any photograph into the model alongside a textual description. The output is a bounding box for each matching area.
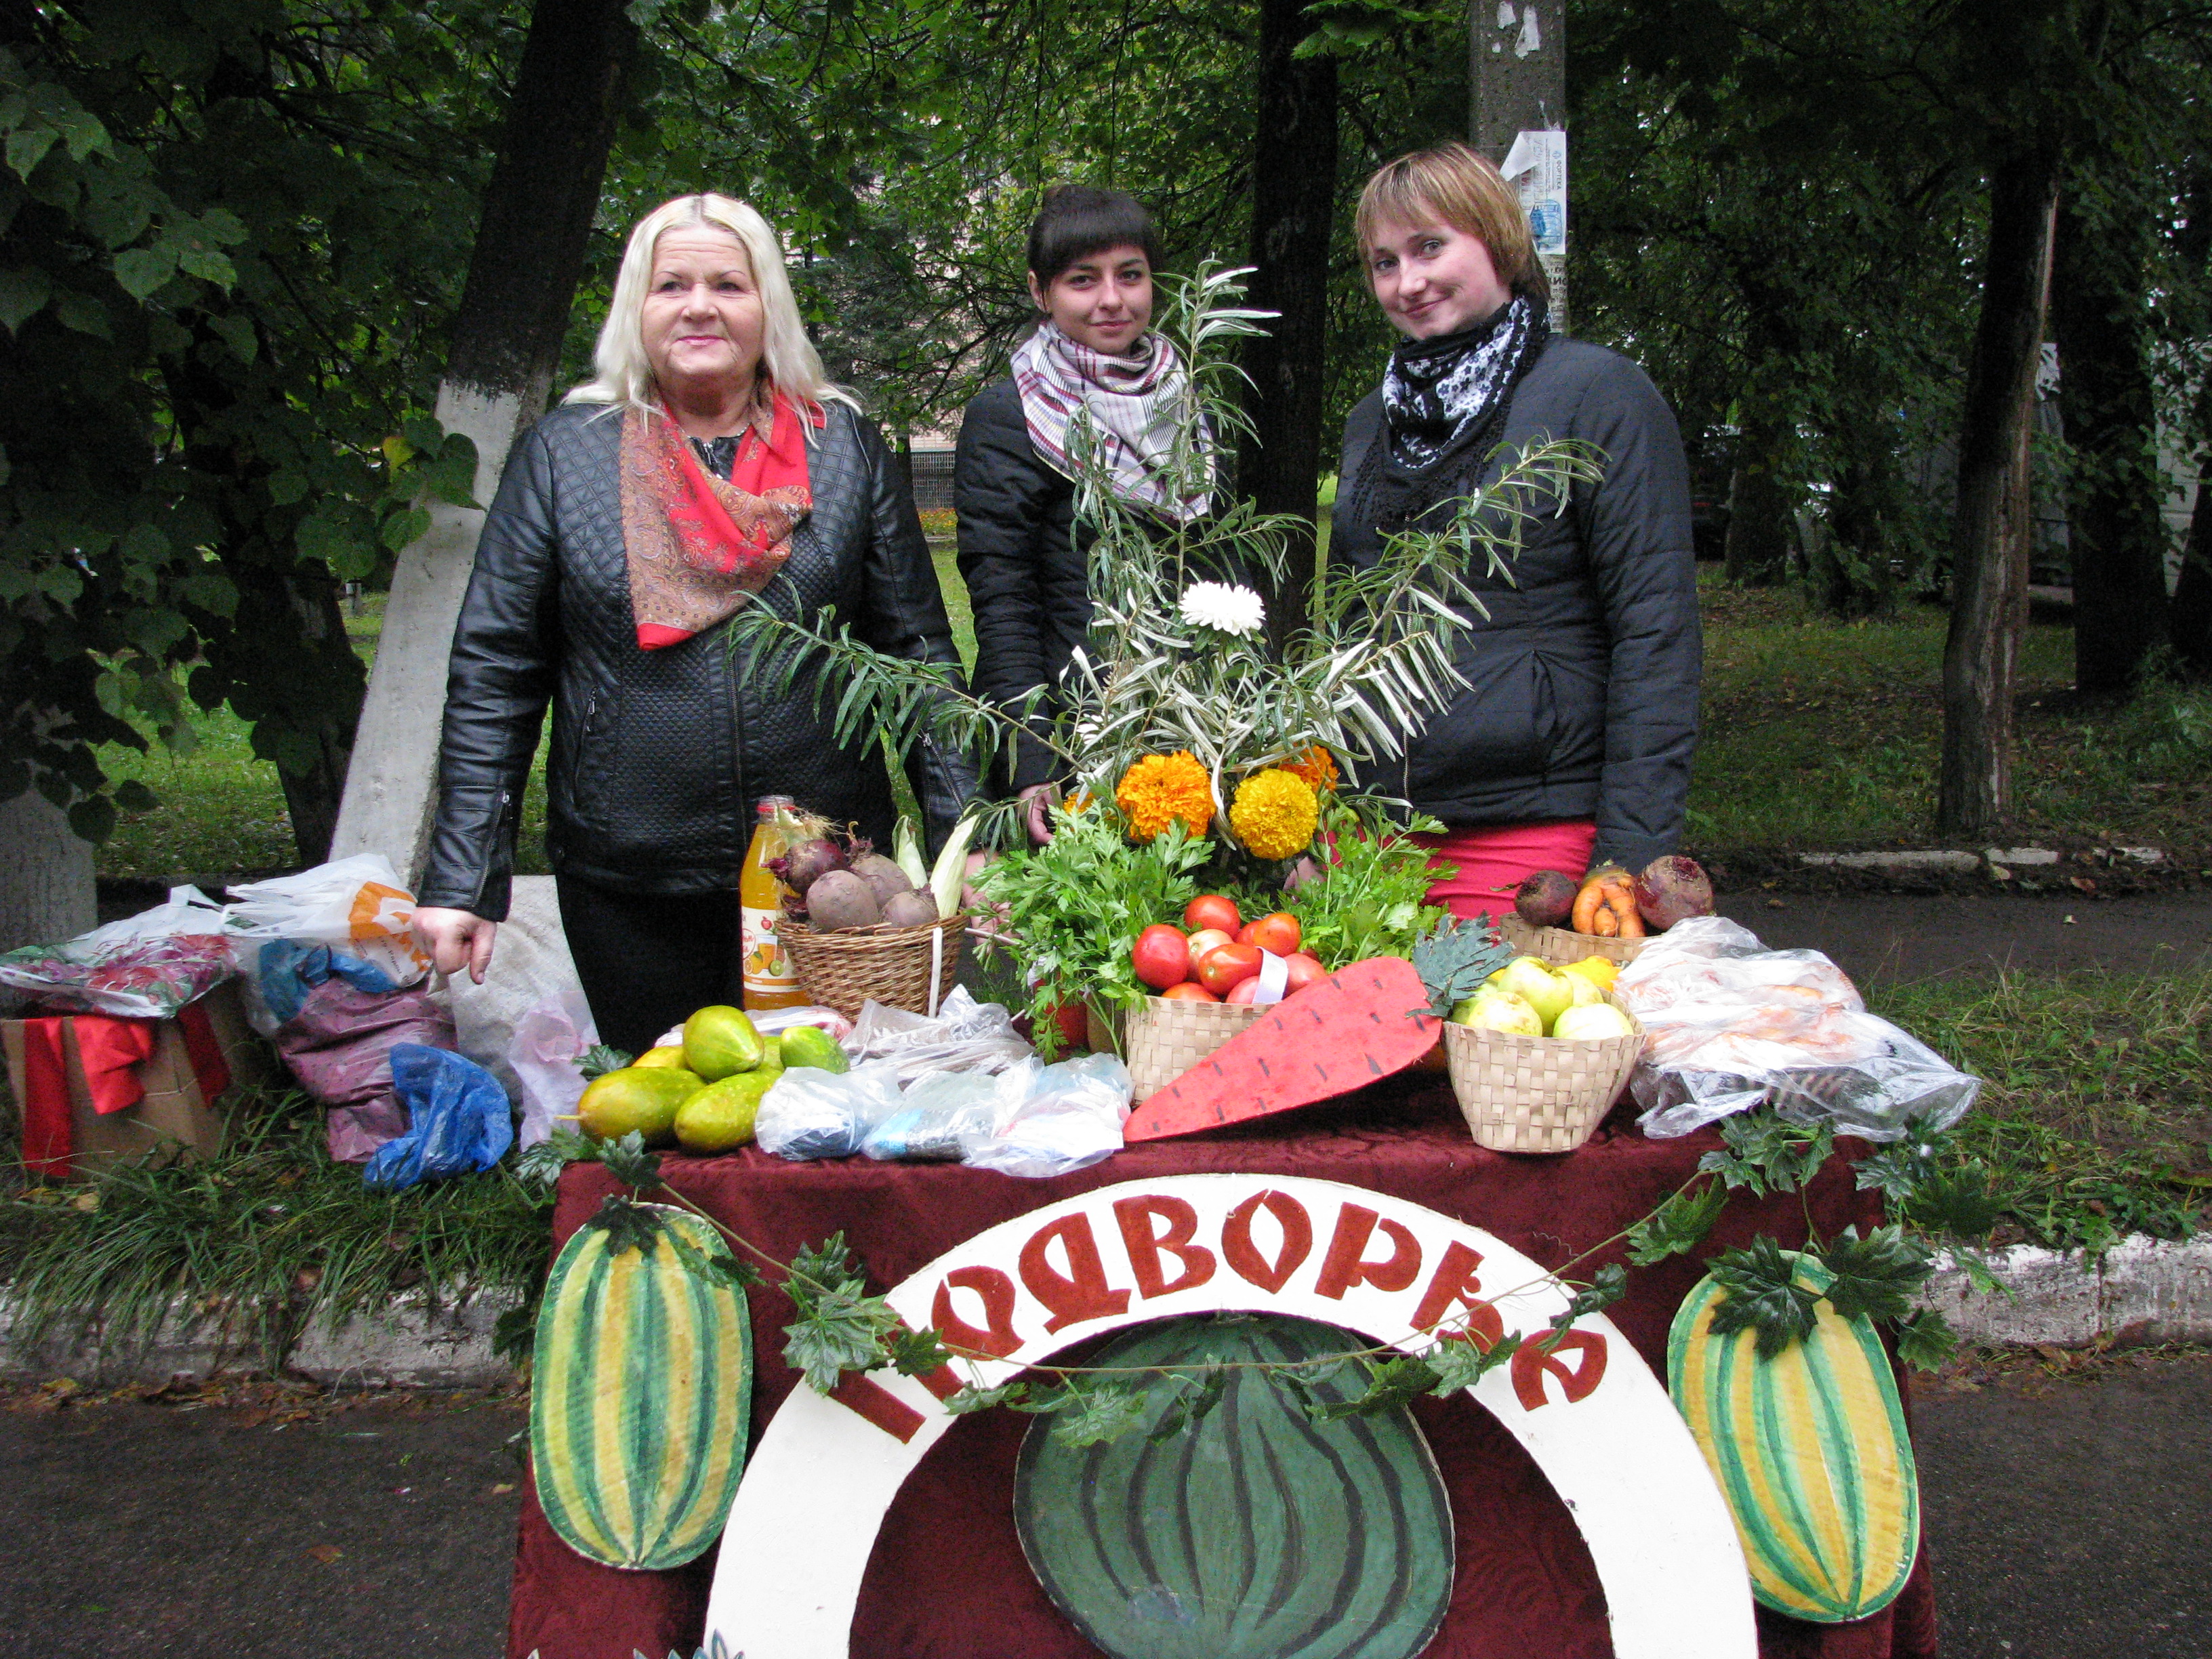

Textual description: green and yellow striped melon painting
[1668,1252,1919,1622]
[531,1202,753,1571]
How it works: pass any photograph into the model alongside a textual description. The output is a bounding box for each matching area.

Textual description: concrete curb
[7,1235,2207,1387]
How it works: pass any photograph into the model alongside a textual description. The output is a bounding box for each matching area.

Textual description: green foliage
[1705,1237,1822,1359]
[1625,1181,1730,1266]
[1699,1113,1837,1197]
[780,1231,901,1395]
[581,1194,667,1258]
[1277,798,1452,967]
[1410,912,1515,1021]
[579,1046,634,1082]
[1814,1225,1937,1326]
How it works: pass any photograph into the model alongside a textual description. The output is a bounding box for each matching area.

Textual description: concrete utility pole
[1469,1,1568,330]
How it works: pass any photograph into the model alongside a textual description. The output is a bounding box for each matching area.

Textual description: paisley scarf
[1011,321,1211,523]
[620,393,817,651]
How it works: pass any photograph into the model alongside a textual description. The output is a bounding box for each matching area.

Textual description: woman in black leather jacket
[412,193,973,1051]
[955,186,1213,842]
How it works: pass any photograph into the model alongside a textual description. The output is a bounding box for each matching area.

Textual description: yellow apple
[1551,1002,1636,1041]
[1450,987,1544,1036]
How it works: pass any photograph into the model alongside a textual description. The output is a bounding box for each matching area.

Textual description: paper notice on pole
[1500,129,1568,255]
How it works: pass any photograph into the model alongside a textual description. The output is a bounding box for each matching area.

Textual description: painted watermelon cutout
[1668,1250,1919,1622]
[1013,1313,1453,1659]
[1122,957,1439,1141]
[531,1201,754,1570]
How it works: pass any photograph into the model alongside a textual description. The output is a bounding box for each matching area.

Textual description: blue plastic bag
[255,937,399,1025]
[362,1044,514,1189]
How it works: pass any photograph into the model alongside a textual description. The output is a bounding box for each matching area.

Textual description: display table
[508,1084,1938,1659]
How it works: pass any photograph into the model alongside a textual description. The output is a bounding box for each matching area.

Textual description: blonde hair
[565,192,857,422]
[1354,141,1548,307]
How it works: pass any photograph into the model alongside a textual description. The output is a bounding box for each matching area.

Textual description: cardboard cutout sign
[1122,958,1439,1141]
[704,1174,1755,1658]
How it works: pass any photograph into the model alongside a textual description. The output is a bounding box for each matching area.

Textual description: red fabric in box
[508,1084,1939,1659]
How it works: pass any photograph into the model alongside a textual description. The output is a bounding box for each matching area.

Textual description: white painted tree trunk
[0,790,96,951]
[329,383,531,883]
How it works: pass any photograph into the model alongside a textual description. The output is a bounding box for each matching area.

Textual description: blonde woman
[1333,142,1700,918]
[413,194,974,1051]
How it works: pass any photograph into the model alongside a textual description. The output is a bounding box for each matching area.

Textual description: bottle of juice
[739,795,809,1010]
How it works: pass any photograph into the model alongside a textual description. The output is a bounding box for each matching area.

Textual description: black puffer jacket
[1330,335,1701,874]
[952,376,1086,795]
[418,401,975,921]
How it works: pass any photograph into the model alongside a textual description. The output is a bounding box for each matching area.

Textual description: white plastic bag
[843,986,1033,1084]
[963,1052,1134,1179]
[433,877,596,1143]
[756,1061,905,1161]
[1616,916,1980,1141]
[0,886,234,1018]
[861,1071,1002,1162]
[225,855,432,991]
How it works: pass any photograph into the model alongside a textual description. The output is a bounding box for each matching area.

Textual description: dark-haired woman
[954,185,1212,842]
[1330,142,1702,918]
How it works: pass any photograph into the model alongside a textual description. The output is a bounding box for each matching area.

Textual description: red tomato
[1282,952,1327,994]
[1160,980,1221,1002]
[1185,928,1235,963]
[1183,894,1242,935]
[1225,976,1264,1005]
[1131,924,1191,991]
[1237,912,1302,954]
[1043,1000,1090,1050]
[1196,943,1263,996]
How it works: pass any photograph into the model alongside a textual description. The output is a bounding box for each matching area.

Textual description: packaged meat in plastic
[0,886,234,1019]
[1615,916,1980,1141]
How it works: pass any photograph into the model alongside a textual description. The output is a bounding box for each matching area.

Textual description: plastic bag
[843,987,1033,1084]
[756,1062,906,1161]
[1616,916,1980,1141]
[226,855,431,995]
[434,876,595,1147]
[272,980,458,1162]
[0,886,234,1018]
[962,1052,1134,1179]
[362,1044,515,1189]
[861,1071,1003,1162]
[508,992,596,1151]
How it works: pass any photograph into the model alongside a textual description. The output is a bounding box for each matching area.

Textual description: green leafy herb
[1625,1180,1730,1265]
[1706,1237,1820,1357]
[1293,800,1457,968]
[1410,912,1516,1020]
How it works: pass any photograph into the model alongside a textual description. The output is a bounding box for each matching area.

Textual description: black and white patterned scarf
[1011,322,1211,524]
[1361,293,1549,529]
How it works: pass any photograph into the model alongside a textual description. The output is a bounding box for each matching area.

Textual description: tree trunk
[0,788,96,952]
[1939,151,2060,840]
[332,0,636,881]
[2175,464,2212,678]
[2050,193,2167,695]
[1240,0,1337,649]
[1723,413,1794,588]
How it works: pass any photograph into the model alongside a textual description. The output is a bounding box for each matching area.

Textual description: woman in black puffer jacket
[1333,143,1701,917]
[412,193,973,1051]
[956,186,1214,842]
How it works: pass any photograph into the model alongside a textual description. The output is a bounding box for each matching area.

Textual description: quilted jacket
[1330,335,1702,875]
[417,401,975,921]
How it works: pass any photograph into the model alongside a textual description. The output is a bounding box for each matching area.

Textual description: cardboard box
[1,979,274,1174]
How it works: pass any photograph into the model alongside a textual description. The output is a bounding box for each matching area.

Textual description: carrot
[1614,901,1646,939]
[1571,879,1608,934]
[1591,903,1620,937]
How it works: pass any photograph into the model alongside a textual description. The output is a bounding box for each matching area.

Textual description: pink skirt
[1408,819,1598,922]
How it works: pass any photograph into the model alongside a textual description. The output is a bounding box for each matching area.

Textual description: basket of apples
[1439,947,1644,1155]
[1115,893,1329,1099]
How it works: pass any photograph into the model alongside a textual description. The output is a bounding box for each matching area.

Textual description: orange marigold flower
[1115,752,1216,843]
[1286,745,1339,794]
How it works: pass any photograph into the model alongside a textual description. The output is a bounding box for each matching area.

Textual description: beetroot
[1634,855,1714,931]
[769,837,847,894]
[1515,869,1578,929]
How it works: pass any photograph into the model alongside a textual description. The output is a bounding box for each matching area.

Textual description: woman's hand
[413,907,497,985]
[1019,782,1061,844]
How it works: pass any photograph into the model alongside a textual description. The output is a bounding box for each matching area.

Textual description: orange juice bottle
[739,795,808,1010]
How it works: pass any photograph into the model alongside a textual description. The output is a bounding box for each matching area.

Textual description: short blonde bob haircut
[1354,141,1549,308]
[565,192,857,424]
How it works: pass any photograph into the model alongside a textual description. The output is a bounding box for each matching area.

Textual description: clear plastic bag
[755,1062,905,1161]
[1616,916,1980,1141]
[842,986,1033,1084]
[225,855,431,994]
[962,1052,1134,1179]
[0,886,234,1019]
[861,1071,1003,1162]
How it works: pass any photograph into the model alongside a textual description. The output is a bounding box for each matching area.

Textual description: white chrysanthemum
[1178,581,1265,636]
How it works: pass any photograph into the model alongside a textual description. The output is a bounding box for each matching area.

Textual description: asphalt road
[3,1353,2207,1658]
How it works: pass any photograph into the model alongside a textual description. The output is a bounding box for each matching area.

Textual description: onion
[769,837,847,894]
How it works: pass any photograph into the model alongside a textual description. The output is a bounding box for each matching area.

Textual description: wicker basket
[1499,912,1647,967]
[1442,995,1645,1154]
[1118,996,1266,1099]
[779,912,965,1019]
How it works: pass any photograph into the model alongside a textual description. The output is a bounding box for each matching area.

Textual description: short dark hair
[1025,185,1162,286]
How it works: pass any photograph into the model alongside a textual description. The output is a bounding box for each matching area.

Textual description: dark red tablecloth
[508,1085,1939,1659]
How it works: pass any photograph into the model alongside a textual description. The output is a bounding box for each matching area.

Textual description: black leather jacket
[1331,335,1702,874]
[418,401,975,920]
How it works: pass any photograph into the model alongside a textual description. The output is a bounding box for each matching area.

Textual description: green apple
[1449,987,1544,1036]
[1566,975,1604,1008]
[1551,1002,1635,1041]
[1491,955,1576,1030]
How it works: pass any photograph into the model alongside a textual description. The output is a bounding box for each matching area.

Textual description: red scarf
[620,394,817,650]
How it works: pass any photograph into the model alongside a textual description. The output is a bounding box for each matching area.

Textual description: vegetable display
[1517,855,1718,939]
